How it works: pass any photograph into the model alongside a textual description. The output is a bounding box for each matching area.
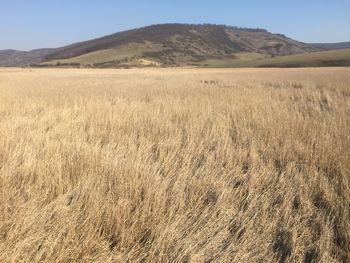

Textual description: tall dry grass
[0,68,349,262]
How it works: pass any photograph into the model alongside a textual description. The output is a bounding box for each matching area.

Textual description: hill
[0,24,320,67]
[1,24,349,68]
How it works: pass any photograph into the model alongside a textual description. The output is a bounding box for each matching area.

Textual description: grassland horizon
[0,67,349,262]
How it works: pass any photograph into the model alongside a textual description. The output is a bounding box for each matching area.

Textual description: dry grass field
[0,68,349,262]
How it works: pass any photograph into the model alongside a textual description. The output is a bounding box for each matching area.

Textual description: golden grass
[0,68,349,262]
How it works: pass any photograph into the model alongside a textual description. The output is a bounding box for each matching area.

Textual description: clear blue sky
[1,0,349,50]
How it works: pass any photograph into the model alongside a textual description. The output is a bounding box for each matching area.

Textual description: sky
[1,0,349,51]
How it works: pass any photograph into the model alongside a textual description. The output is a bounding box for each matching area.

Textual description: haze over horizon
[1,0,349,51]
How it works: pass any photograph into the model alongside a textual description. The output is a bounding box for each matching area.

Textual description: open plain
[0,68,349,262]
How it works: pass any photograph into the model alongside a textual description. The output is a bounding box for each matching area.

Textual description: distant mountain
[1,23,347,68]
[0,48,58,67]
[311,41,350,50]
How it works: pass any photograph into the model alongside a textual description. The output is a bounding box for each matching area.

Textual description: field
[0,68,349,262]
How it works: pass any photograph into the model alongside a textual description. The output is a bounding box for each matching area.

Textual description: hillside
[0,24,320,67]
[311,41,350,50]
[200,48,350,68]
